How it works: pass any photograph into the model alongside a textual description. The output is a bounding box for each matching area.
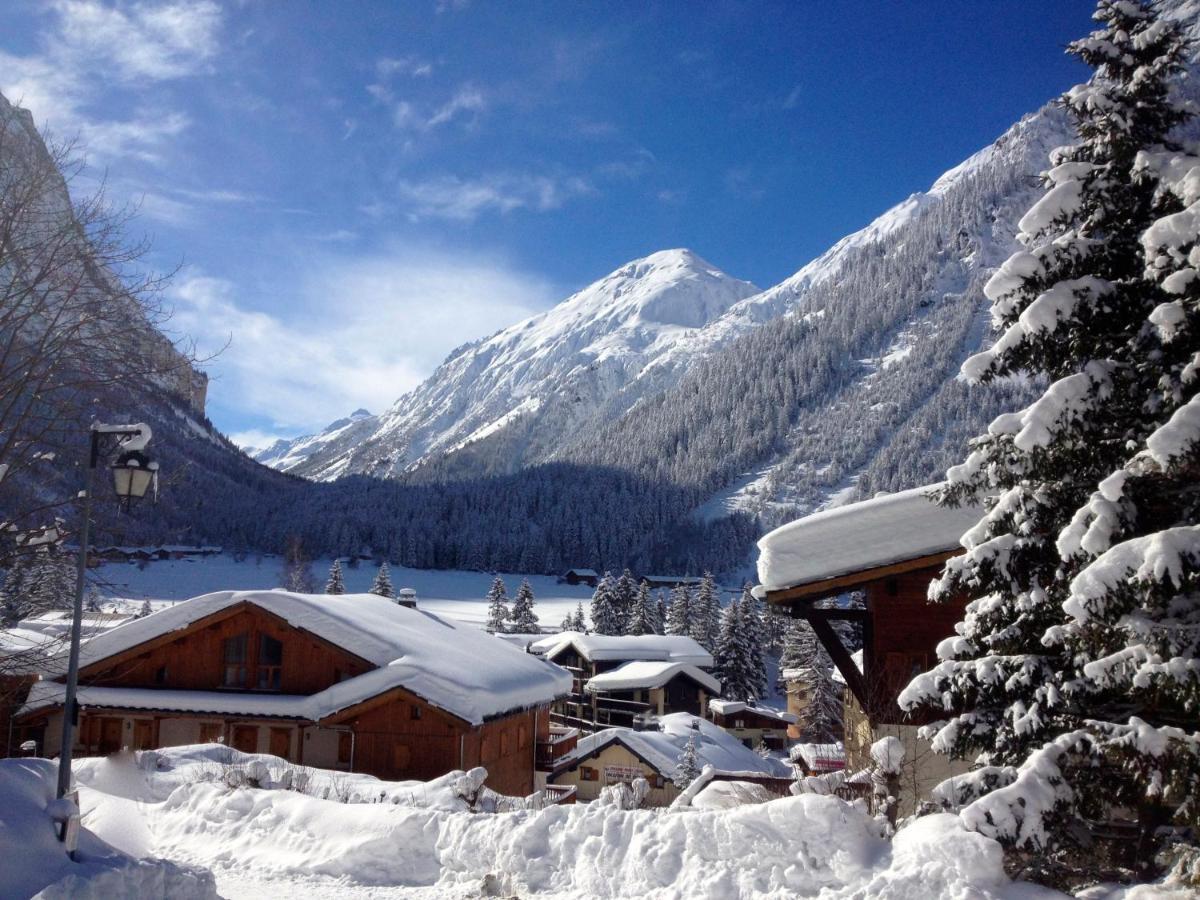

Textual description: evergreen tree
[484,576,509,634]
[589,571,624,635]
[280,535,316,593]
[369,562,395,599]
[137,599,153,619]
[626,580,657,635]
[673,721,702,790]
[739,584,768,701]
[324,559,346,595]
[664,583,691,636]
[655,593,668,635]
[689,573,721,652]
[900,2,1197,877]
[84,587,102,613]
[1,547,75,627]
[509,578,540,633]
[714,597,756,701]
[613,569,637,634]
[791,622,842,743]
[572,601,588,633]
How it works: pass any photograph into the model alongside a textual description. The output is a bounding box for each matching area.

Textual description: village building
[548,713,792,806]
[755,483,983,814]
[560,568,599,587]
[530,632,716,732]
[706,699,797,750]
[13,590,572,796]
[788,741,846,777]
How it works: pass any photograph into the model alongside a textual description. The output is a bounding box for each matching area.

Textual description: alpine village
[1,2,1198,898]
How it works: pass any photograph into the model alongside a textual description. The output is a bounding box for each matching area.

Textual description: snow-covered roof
[39,590,571,725]
[558,713,791,781]
[789,742,846,771]
[563,568,598,577]
[708,699,798,724]
[755,483,984,593]
[585,661,720,694]
[531,631,713,667]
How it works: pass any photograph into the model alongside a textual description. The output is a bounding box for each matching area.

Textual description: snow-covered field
[90,554,597,629]
[18,746,1085,900]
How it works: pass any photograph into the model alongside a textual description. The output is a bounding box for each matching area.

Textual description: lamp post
[56,423,158,802]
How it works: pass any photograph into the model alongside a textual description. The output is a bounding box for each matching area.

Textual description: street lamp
[56,423,158,805]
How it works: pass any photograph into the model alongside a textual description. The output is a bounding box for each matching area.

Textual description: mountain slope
[276,249,760,479]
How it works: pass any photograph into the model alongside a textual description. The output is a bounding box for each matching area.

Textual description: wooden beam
[802,612,869,710]
[761,550,959,606]
[786,607,869,623]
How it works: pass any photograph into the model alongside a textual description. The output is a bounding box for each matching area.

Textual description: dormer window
[257,634,283,690]
[222,634,248,687]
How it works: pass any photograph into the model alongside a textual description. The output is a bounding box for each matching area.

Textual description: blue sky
[1,0,1093,448]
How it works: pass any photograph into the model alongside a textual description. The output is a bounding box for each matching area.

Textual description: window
[410,705,422,720]
[580,766,598,782]
[256,634,283,690]
[222,634,248,687]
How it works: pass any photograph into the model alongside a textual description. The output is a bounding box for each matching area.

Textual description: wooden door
[132,719,153,750]
[268,727,291,760]
[98,717,124,754]
[232,725,258,754]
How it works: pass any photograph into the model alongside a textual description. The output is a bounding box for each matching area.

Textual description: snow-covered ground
[89,554,597,629]
[53,745,1081,900]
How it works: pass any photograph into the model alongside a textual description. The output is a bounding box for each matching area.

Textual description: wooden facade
[15,600,555,797]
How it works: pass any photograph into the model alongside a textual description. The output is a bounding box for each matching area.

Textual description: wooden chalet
[755,483,984,812]
[560,568,599,587]
[706,699,797,750]
[548,713,792,806]
[14,590,572,796]
[529,632,716,733]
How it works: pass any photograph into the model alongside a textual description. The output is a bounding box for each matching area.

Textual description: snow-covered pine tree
[572,601,588,632]
[739,584,767,701]
[655,593,667,635]
[673,722,702,790]
[614,568,637,633]
[324,559,346,595]
[626,580,657,635]
[1,547,76,627]
[664,583,691,636]
[791,622,843,744]
[899,1,1196,877]
[369,561,395,599]
[714,597,755,701]
[510,578,540,633]
[84,587,101,613]
[137,599,152,619]
[589,571,624,635]
[484,576,510,634]
[689,573,721,652]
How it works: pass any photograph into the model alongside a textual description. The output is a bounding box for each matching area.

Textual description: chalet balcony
[536,725,579,770]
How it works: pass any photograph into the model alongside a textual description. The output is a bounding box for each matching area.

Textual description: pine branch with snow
[664,583,692,636]
[689,573,720,652]
[900,1,1199,877]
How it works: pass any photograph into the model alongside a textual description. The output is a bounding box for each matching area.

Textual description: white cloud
[0,0,222,161]
[394,173,594,221]
[426,85,485,128]
[170,247,560,432]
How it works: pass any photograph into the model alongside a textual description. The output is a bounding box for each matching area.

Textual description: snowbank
[0,757,216,900]
[47,742,1080,899]
[755,483,983,593]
